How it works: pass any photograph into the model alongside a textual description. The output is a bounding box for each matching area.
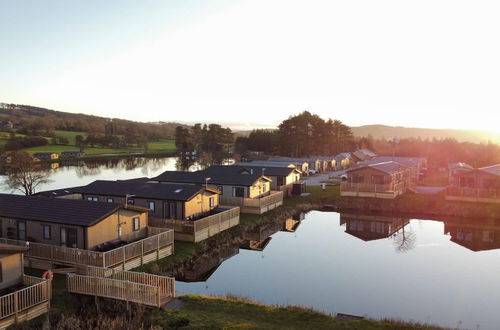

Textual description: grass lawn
[23,144,144,155]
[152,295,440,329]
[54,130,86,145]
[147,139,176,152]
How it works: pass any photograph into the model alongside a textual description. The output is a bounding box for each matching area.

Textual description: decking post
[141,240,144,265]
[14,290,19,323]
[122,247,126,270]
[156,235,160,260]
[157,286,161,307]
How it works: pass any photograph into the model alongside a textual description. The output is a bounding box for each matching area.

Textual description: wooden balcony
[220,190,284,214]
[0,276,51,330]
[340,181,406,199]
[0,227,174,271]
[67,266,175,308]
[446,186,500,204]
[149,206,240,243]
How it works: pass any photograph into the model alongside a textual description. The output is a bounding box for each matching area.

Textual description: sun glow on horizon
[1,0,500,132]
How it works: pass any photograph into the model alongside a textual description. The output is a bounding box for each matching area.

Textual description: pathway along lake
[177,211,500,330]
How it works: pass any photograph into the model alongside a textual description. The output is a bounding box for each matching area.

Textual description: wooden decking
[220,190,284,214]
[0,227,174,271]
[446,186,500,204]
[0,276,51,330]
[340,182,406,199]
[149,207,240,242]
[67,266,175,308]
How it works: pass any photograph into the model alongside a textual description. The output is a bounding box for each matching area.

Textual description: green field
[1,130,176,157]
[54,130,86,145]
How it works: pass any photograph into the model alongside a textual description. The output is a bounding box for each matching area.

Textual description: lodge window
[127,199,135,205]
[18,222,26,241]
[217,186,223,193]
[87,196,98,202]
[43,224,51,240]
[149,201,156,212]
[133,217,140,231]
[233,187,245,198]
[107,198,114,203]
[209,197,215,208]
[60,227,77,248]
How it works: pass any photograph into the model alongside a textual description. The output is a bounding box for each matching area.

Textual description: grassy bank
[153,295,441,329]
[12,290,442,329]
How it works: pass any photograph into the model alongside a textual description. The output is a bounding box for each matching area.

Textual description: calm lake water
[2,158,500,329]
[177,211,500,330]
[0,157,200,194]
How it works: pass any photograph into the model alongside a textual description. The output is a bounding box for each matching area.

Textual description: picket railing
[0,276,50,321]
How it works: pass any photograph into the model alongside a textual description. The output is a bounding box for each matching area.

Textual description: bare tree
[393,224,416,253]
[3,151,52,195]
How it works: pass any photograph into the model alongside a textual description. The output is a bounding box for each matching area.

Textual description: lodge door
[61,227,78,248]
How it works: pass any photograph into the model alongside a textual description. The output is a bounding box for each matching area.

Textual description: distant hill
[351,125,500,143]
[0,102,184,139]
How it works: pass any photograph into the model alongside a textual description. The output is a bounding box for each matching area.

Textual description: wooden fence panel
[0,277,49,320]
[67,274,160,307]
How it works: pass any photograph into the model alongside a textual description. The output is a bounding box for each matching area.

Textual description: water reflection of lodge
[241,214,303,251]
[182,242,240,282]
[444,219,500,252]
[340,213,410,241]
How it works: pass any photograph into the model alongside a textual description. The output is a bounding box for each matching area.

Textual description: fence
[67,274,161,307]
[77,265,175,299]
[67,266,175,307]
[446,186,500,203]
[0,227,174,270]
[0,276,50,326]
[220,191,283,214]
[149,207,240,242]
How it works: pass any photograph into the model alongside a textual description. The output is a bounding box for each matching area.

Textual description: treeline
[362,136,500,168]
[175,123,234,169]
[0,103,181,140]
[236,111,356,157]
[3,135,48,151]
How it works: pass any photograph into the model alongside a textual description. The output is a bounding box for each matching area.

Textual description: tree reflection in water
[393,226,416,253]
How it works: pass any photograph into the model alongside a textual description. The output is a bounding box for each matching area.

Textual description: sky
[1,0,500,131]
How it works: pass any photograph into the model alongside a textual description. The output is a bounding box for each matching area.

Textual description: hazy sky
[1,0,499,131]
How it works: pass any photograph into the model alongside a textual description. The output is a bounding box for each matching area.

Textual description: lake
[176,211,500,330]
[1,158,500,329]
[0,157,204,194]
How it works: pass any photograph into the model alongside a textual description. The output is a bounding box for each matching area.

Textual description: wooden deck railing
[0,276,50,321]
[102,228,174,268]
[67,273,161,307]
[0,227,174,269]
[220,190,284,209]
[77,265,175,299]
[341,181,406,193]
[446,186,500,202]
[149,207,240,242]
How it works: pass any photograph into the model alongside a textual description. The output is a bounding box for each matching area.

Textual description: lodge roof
[0,193,136,227]
[231,164,301,176]
[151,166,271,186]
[73,180,217,201]
[348,161,407,175]
[478,164,500,177]
[358,156,426,167]
[448,162,474,170]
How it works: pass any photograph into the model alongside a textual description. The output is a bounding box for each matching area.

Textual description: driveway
[303,170,346,186]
